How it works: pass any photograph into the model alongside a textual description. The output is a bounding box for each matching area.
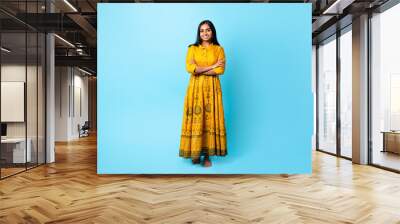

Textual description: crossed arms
[186,47,226,76]
[189,58,225,76]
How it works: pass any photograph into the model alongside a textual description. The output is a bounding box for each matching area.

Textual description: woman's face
[199,23,212,42]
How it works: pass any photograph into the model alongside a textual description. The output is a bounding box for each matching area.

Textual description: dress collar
[199,43,213,49]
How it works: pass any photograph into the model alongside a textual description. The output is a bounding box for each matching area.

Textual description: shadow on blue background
[98,3,312,174]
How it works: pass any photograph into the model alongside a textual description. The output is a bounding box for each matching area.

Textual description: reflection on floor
[0,167,25,178]
[0,162,41,178]
[373,150,400,171]
[340,148,352,158]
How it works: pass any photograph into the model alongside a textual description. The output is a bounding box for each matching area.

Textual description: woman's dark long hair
[189,20,220,47]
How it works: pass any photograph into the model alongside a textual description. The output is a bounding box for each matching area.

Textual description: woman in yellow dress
[179,20,227,167]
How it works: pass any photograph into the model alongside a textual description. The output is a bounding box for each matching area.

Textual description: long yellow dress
[179,43,227,159]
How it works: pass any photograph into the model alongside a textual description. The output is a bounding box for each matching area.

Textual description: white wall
[55,67,89,141]
[70,72,89,139]
[1,65,26,137]
[1,65,40,137]
[55,66,70,141]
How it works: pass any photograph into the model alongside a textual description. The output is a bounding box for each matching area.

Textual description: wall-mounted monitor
[1,81,25,122]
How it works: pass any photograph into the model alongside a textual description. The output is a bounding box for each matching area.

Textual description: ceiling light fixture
[322,0,354,15]
[63,0,78,12]
[1,47,11,53]
[54,34,75,48]
[78,67,93,76]
[323,0,341,14]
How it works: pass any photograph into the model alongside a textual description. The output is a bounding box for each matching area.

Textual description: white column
[312,45,317,150]
[46,33,55,163]
[352,14,369,164]
[46,1,55,163]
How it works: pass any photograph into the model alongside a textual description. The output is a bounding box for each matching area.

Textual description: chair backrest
[82,121,90,129]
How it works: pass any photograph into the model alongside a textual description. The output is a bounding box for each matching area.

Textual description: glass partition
[0,1,46,179]
[317,35,337,154]
[371,3,400,171]
[339,27,352,158]
[1,31,28,177]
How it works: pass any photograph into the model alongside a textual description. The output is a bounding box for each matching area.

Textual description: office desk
[381,131,400,154]
[1,138,32,163]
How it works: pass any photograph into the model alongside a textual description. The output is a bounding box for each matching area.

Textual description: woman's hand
[213,59,225,69]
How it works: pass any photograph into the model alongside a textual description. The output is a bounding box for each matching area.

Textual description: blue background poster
[98,3,312,174]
